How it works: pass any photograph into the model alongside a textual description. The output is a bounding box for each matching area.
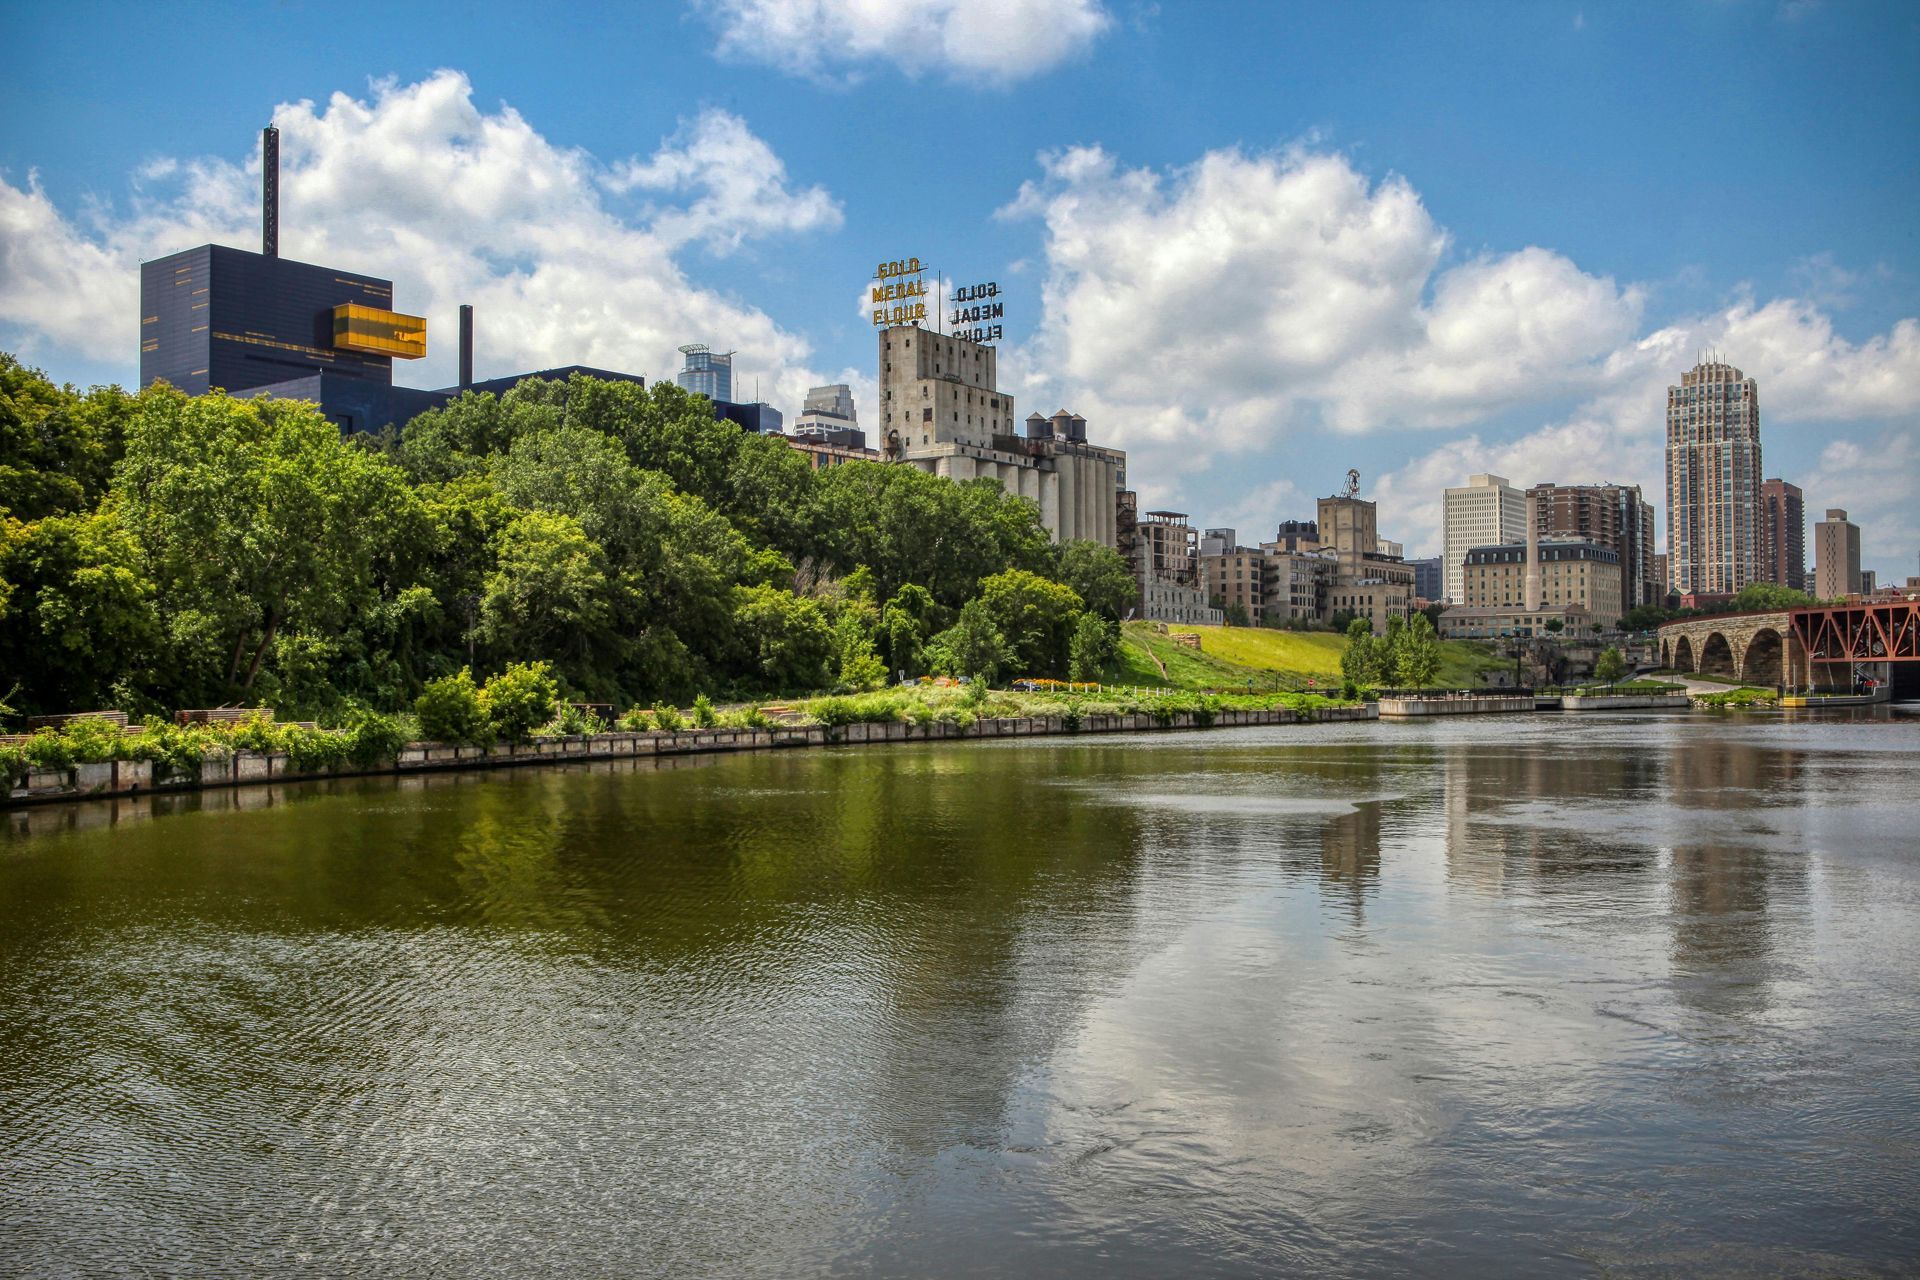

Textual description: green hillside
[1113,621,1503,692]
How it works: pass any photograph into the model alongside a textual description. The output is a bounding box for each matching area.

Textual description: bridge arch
[1672,634,1695,673]
[1699,632,1736,678]
[1742,628,1785,686]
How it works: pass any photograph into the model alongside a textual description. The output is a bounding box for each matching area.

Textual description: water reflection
[3,718,1918,1276]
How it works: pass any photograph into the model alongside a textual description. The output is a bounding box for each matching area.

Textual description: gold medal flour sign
[870,258,928,327]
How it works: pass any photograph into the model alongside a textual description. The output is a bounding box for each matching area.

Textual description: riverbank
[4,702,1378,809]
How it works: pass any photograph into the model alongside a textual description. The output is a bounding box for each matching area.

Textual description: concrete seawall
[1378,696,1537,718]
[5,704,1380,809]
[1559,693,1692,712]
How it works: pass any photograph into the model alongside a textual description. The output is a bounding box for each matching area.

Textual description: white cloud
[695,0,1111,84]
[0,71,840,410]
[1807,428,1920,580]
[605,107,842,254]
[1000,141,1920,552]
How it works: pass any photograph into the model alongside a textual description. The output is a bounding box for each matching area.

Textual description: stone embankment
[5,704,1378,809]
[1378,695,1536,718]
[1559,693,1691,712]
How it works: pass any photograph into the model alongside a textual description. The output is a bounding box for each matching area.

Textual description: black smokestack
[262,125,279,258]
[458,304,473,388]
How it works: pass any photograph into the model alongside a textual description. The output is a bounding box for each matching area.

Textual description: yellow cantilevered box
[332,303,427,359]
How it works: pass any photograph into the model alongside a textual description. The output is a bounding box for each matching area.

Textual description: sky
[3,0,1917,578]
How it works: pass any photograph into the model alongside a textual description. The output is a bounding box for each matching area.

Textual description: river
[4,712,1918,1277]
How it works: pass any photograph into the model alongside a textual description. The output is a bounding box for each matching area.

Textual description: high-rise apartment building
[1666,358,1761,596]
[1814,508,1862,599]
[1442,474,1527,603]
[675,343,734,402]
[1527,482,1655,609]
[1758,478,1806,593]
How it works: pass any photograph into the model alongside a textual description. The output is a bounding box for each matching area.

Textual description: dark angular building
[136,126,648,434]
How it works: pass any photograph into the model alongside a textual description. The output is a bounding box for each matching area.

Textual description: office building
[791,384,862,447]
[1407,556,1442,603]
[877,326,1123,546]
[1527,482,1655,609]
[1666,357,1762,596]
[1814,508,1862,598]
[1758,478,1807,593]
[675,344,734,402]
[1442,474,1527,603]
[1860,569,1877,594]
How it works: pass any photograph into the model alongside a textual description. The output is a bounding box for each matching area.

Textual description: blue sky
[4,0,1917,576]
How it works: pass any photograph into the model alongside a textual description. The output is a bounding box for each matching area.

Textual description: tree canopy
[0,356,1140,718]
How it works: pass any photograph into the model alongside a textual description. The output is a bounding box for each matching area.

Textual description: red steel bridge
[1789,599,1920,665]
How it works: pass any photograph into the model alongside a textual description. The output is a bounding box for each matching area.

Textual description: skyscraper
[1442,474,1527,603]
[675,343,733,402]
[1666,358,1761,597]
[1814,508,1862,599]
[1527,482,1657,609]
[1758,478,1806,593]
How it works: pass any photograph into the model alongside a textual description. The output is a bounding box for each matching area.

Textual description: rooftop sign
[871,257,927,328]
[948,280,1004,344]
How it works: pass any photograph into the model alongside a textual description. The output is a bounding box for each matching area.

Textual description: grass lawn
[1112,621,1502,692]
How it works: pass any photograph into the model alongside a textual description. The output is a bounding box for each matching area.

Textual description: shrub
[341,710,407,768]
[483,662,558,743]
[540,703,606,737]
[20,729,76,773]
[60,716,131,763]
[127,719,219,779]
[281,725,351,773]
[0,743,25,784]
[692,694,718,728]
[416,669,492,745]
[229,713,283,753]
[933,705,975,728]
[616,708,653,732]
[651,702,685,732]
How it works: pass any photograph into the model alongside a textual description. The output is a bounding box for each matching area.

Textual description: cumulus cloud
[1000,141,1920,552]
[1002,144,1641,459]
[0,71,840,407]
[605,107,842,254]
[695,0,1111,84]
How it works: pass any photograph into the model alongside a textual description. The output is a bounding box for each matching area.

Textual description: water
[3,713,1918,1277]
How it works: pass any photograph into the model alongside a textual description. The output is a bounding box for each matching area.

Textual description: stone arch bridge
[1656,611,1804,686]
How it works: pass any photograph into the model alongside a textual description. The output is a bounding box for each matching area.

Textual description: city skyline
[3,1,1916,577]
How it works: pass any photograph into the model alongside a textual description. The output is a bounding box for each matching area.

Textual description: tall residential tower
[1665,358,1761,597]
[1758,479,1807,593]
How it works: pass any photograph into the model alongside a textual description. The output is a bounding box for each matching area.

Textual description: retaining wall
[1558,693,1692,712]
[1377,696,1537,718]
[5,703,1379,809]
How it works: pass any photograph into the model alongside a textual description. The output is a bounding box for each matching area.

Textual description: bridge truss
[1790,600,1920,663]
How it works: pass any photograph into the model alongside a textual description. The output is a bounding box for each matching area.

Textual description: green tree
[730,583,834,691]
[0,354,130,520]
[415,668,491,745]
[482,661,559,743]
[1068,612,1118,681]
[0,511,160,713]
[477,510,621,673]
[879,583,938,677]
[1391,613,1442,688]
[114,387,422,702]
[1594,646,1628,686]
[974,568,1085,678]
[1340,616,1384,687]
[1732,581,1814,611]
[926,598,1013,685]
[1052,540,1136,621]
